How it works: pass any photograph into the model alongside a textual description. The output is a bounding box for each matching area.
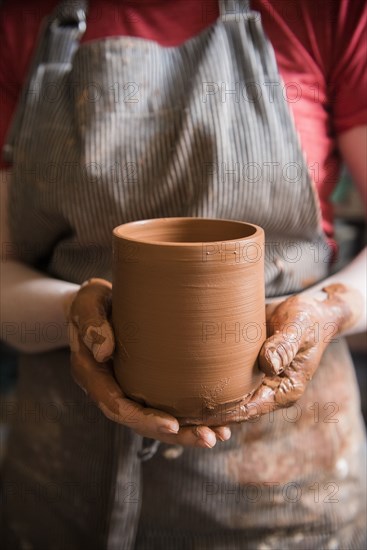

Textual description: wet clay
[112,218,266,426]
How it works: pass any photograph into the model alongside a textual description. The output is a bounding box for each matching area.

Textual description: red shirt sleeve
[252,0,367,136]
[328,1,367,134]
[252,0,367,237]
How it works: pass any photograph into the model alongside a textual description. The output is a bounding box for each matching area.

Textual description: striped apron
[2,1,366,549]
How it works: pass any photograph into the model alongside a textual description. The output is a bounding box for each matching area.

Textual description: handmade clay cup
[112,217,265,426]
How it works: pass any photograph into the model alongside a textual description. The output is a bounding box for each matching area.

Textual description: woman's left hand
[233,283,361,421]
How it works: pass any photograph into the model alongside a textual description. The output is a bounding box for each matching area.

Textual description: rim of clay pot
[113,217,262,247]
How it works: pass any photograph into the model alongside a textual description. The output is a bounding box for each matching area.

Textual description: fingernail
[93,348,113,362]
[217,428,231,441]
[266,350,282,374]
[196,439,215,449]
[91,342,101,357]
[196,430,216,448]
[158,425,179,435]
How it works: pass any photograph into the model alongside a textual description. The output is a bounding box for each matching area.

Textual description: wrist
[55,283,79,349]
[266,284,362,343]
[61,286,80,320]
[319,283,363,335]
[299,283,362,340]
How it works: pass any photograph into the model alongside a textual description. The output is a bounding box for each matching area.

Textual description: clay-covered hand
[65,278,231,448]
[233,283,362,421]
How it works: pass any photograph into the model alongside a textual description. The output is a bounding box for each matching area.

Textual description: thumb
[69,278,115,362]
[259,330,301,376]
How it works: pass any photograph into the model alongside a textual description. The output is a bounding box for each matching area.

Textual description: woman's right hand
[65,278,231,448]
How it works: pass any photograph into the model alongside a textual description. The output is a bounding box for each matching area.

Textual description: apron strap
[219,0,251,20]
[2,0,88,163]
[51,0,88,31]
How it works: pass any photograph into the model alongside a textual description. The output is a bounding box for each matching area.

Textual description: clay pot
[112,217,265,426]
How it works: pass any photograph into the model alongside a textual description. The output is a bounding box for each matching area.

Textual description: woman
[1,0,366,548]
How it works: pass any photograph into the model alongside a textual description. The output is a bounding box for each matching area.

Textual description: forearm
[267,247,366,337]
[1,259,79,353]
[301,248,366,336]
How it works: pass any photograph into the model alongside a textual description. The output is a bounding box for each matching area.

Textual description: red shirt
[1,0,366,238]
